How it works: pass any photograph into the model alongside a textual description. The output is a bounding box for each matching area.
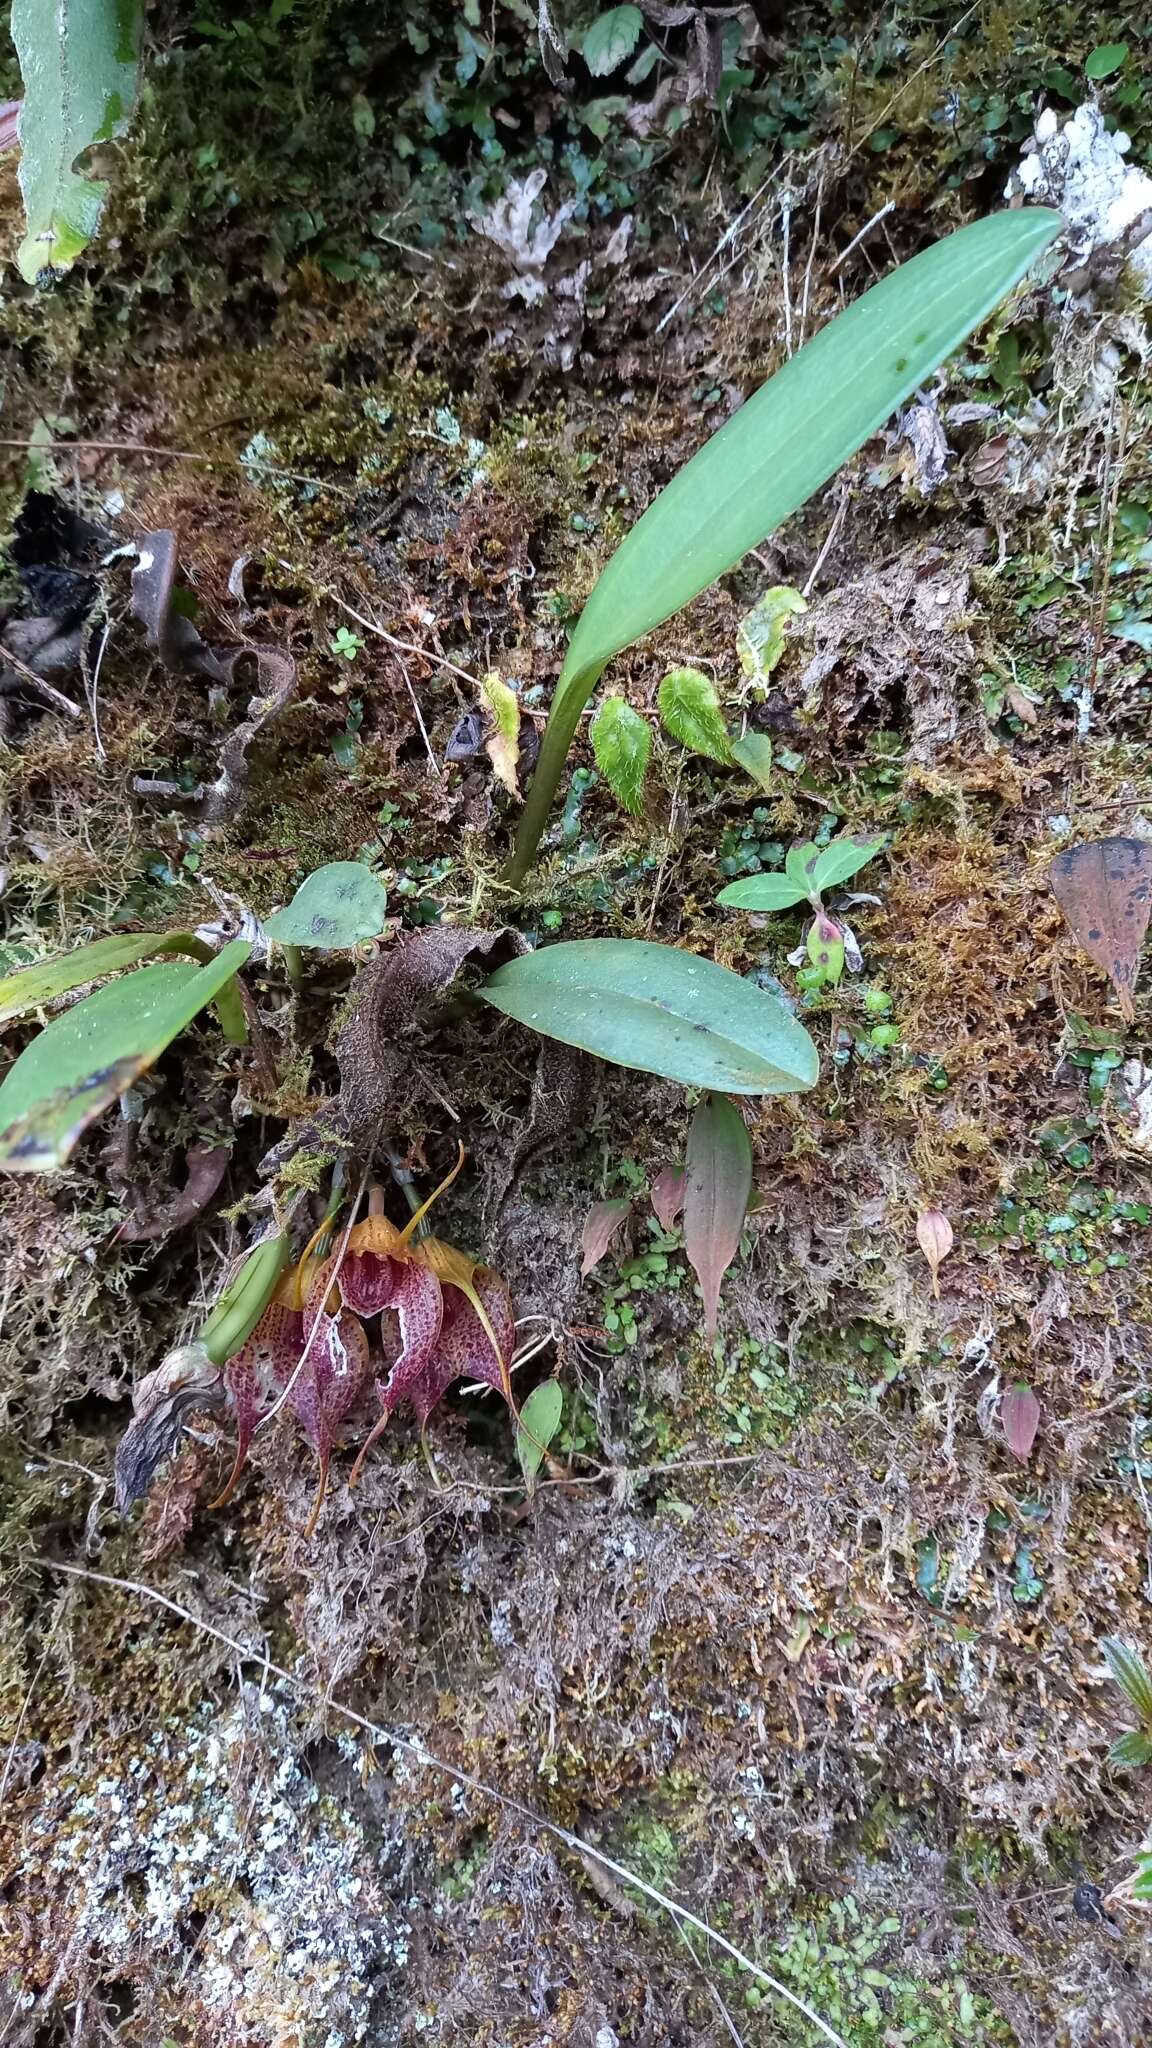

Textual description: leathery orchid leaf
[683,1092,753,1339]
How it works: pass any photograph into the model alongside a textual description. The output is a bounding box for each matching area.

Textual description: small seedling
[717,832,888,988]
[329,625,365,661]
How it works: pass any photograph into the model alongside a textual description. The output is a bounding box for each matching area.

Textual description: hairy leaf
[0,930,211,1024]
[509,208,1061,881]
[580,1196,631,1276]
[13,0,143,280]
[1102,1637,1152,1724]
[683,1092,753,1339]
[591,695,651,812]
[480,939,820,1094]
[1109,1730,1152,1769]
[516,1378,564,1484]
[1049,837,1152,1024]
[264,862,388,950]
[729,732,774,793]
[0,939,250,1173]
[582,4,643,74]
[1001,1382,1041,1462]
[658,667,733,764]
[480,671,523,796]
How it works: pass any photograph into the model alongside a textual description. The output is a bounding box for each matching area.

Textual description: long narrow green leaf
[13,0,144,282]
[508,208,1060,881]
[0,931,212,1025]
[480,939,818,1094]
[0,939,251,1172]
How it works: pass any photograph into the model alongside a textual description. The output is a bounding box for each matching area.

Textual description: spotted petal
[212,1302,304,1509]
[289,1297,372,1534]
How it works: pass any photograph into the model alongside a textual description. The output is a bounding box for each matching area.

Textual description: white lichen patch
[14,1688,407,2046]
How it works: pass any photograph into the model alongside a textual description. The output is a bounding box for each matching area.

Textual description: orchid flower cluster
[212,1158,514,1534]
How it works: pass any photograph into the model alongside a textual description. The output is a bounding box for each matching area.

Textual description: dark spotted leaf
[264,862,388,950]
[1049,837,1152,1024]
[683,1092,753,1339]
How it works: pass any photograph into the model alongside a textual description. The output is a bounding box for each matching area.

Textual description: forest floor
[2,4,1152,2045]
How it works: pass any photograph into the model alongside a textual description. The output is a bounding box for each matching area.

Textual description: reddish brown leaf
[651,1165,686,1232]
[1049,836,1152,1024]
[683,1093,753,1340]
[1002,1381,1041,1463]
[580,1197,632,1277]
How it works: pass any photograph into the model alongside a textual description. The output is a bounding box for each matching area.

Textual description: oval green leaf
[0,938,251,1173]
[264,863,388,950]
[509,207,1061,881]
[729,732,774,792]
[516,1378,564,1485]
[591,696,651,813]
[0,930,210,1025]
[811,833,889,893]
[480,939,818,1094]
[717,872,809,912]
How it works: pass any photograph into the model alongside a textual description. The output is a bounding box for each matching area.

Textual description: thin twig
[797,170,825,347]
[332,596,480,689]
[0,1606,63,1806]
[0,436,360,502]
[802,486,851,599]
[83,619,110,761]
[654,171,778,335]
[827,200,896,276]
[31,1557,852,2048]
[0,642,82,718]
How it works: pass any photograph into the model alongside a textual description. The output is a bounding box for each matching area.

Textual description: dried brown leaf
[580,1197,631,1277]
[1049,837,1152,1024]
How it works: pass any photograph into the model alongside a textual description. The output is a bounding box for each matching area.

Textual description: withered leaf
[115,1346,226,1513]
[1049,836,1152,1024]
[579,1197,631,1277]
[650,1164,686,1232]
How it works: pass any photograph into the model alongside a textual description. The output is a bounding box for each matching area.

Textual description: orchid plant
[118,1150,515,1534]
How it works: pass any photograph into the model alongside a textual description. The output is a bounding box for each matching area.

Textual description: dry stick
[327,596,460,773]
[0,436,361,503]
[802,486,851,600]
[83,619,110,762]
[827,199,896,276]
[0,1606,63,1806]
[796,170,825,348]
[0,642,82,718]
[32,1557,851,2048]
